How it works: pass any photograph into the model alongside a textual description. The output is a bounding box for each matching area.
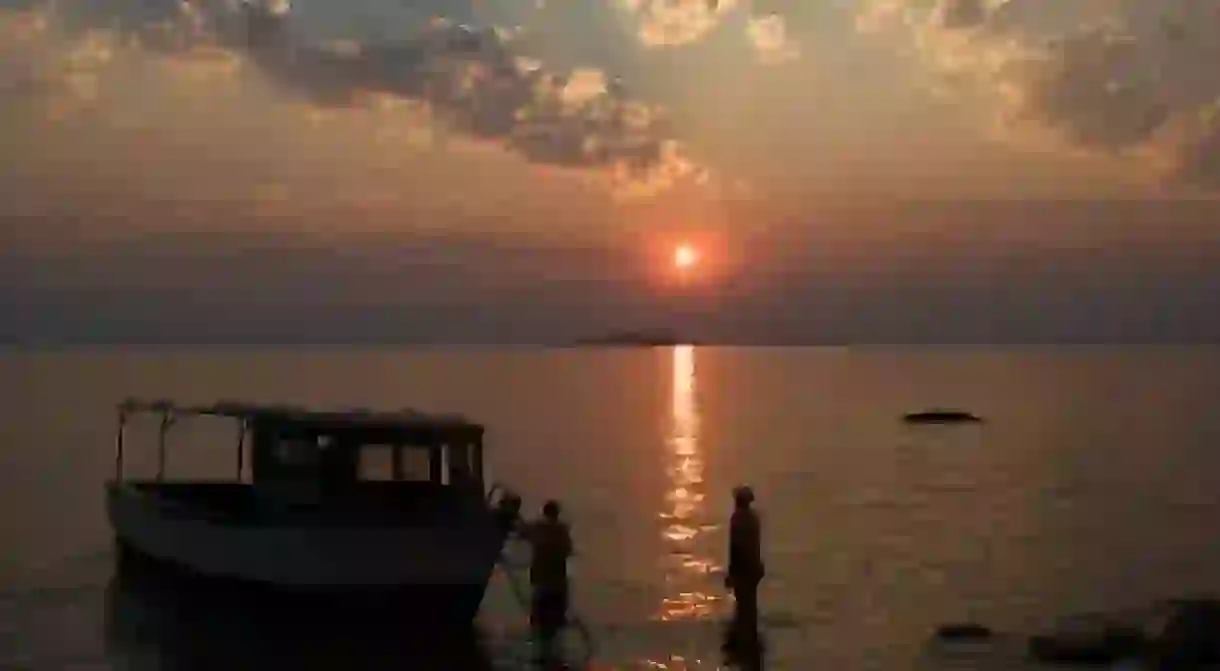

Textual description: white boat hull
[106,482,505,589]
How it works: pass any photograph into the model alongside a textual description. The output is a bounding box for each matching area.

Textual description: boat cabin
[106,399,518,600]
[112,399,490,518]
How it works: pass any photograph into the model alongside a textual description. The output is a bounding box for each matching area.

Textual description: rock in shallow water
[1029,626,1145,665]
[934,623,994,641]
[1023,598,1220,669]
[1027,611,1147,666]
[1147,599,1220,671]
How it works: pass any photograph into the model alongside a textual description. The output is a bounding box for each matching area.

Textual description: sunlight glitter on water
[656,346,728,625]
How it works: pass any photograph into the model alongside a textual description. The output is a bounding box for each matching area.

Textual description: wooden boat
[106,398,522,627]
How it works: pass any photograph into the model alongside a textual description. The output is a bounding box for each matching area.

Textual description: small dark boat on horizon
[902,409,984,424]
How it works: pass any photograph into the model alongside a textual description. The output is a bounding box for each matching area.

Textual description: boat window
[276,439,320,467]
[399,449,430,481]
[358,447,394,481]
[448,442,471,481]
[358,445,431,482]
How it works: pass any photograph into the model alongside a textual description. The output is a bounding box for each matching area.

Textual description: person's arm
[521,519,538,546]
[725,513,741,587]
[728,513,744,566]
[562,524,575,558]
[753,513,765,574]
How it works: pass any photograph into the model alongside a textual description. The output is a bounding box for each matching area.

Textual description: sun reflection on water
[657,345,724,623]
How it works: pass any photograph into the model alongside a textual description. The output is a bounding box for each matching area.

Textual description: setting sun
[674,244,698,270]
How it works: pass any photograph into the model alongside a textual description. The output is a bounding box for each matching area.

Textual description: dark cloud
[862,0,1220,192]
[1004,30,1171,151]
[8,0,693,185]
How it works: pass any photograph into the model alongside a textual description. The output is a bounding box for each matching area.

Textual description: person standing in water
[526,500,574,662]
[725,486,764,623]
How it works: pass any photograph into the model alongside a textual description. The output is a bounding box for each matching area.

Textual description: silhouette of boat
[902,409,983,424]
[106,399,522,628]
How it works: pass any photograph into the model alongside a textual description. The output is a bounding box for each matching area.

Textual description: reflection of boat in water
[902,409,983,425]
[103,564,499,671]
[106,399,522,629]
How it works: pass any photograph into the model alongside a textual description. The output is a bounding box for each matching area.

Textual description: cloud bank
[855,0,1220,192]
[612,0,800,63]
[0,0,726,201]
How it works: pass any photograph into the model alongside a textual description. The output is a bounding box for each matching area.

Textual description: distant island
[573,329,695,347]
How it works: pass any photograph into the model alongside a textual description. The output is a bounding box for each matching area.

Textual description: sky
[2,0,1219,343]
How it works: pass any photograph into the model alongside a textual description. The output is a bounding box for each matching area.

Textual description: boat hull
[114,539,490,627]
[106,482,509,626]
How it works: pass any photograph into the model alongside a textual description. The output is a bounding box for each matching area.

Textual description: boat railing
[112,398,487,491]
[486,482,510,506]
[113,400,247,483]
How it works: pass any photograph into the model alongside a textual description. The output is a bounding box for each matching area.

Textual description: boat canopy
[117,398,484,445]
[113,398,488,486]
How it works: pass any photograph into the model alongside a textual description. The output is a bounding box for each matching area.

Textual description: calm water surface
[4,346,1220,670]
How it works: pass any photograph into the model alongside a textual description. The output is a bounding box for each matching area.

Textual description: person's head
[733,486,755,509]
[542,500,561,520]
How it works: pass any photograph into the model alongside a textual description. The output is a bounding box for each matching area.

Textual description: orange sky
[2,0,1219,342]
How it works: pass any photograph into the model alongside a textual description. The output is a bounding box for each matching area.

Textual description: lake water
[4,346,1220,670]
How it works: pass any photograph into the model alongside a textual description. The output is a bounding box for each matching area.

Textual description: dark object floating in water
[946,598,1220,669]
[902,409,983,424]
[934,623,994,641]
[1149,598,1220,670]
[1028,613,1145,666]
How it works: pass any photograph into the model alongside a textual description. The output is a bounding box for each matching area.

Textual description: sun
[674,244,698,270]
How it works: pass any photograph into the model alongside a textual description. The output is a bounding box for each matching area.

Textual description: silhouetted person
[525,500,574,664]
[722,615,766,671]
[726,486,764,624]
